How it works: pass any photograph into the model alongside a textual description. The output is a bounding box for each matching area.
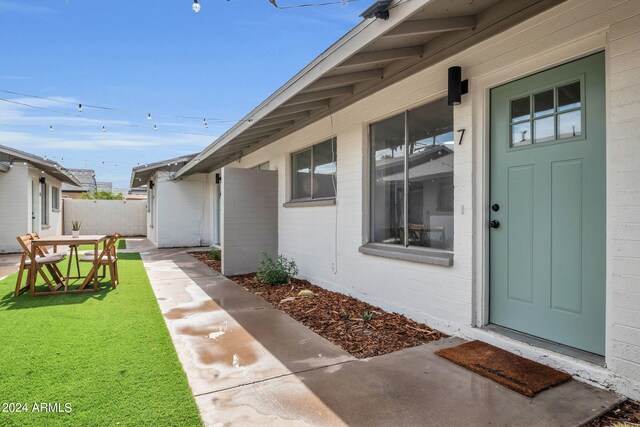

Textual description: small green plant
[340,309,350,321]
[256,253,298,286]
[210,248,221,261]
[71,221,82,231]
[360,310,375,322]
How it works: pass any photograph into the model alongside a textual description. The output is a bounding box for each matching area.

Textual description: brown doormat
[435,341,572,397]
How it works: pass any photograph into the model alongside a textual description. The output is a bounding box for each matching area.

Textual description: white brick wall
[63,199,146,236]
[221,168,278,275]
[154,171,215,248]
[0,163,28,253]
[222,0,640,399]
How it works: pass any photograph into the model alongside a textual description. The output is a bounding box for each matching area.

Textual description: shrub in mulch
[587,399,640,426]
[189,251,446,358]
[190,251,221,273]
[229,273,446,358]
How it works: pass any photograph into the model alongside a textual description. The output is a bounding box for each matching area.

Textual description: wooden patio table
[30,235,107,296]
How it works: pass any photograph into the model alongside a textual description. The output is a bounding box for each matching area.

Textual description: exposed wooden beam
[242,122,291,137]
[383,16,476,38]
[264,100,329,119]
[255,112,310,128]
[285,86,353,106]
[306,69,383,92]
[232,130,276,143]
[338,46,423,68]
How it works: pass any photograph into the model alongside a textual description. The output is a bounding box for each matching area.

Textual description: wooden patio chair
[14,234,66,296]
[79,233,121,288]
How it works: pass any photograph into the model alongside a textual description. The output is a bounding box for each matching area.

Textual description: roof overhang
[130,153,198,188]
[174,0,566,179]
[0,144,81,185]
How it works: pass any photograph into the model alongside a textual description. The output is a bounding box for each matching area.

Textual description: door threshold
[483,324,605,367]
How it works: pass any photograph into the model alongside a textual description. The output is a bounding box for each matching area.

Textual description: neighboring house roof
[96,181,113,192]
[61,168,97,193]
[129,153,198,188]
[174,0,562,178]
[0,144,81,186]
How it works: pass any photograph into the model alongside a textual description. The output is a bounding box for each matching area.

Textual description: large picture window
[370,98,454,251]
[291,137,337,201]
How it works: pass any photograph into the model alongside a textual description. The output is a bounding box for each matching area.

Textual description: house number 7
[457,129,466,145]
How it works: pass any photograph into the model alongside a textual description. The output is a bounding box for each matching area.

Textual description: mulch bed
[189,251,221,273]
[586,399,640,426]
[190,252,446,358]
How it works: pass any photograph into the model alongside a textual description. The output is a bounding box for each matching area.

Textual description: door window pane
[371,113,405,245]
[511,96,531,122]
[534,90,554,117]
[511,122,531,147]
[557,81,581,111]
[292,149,311,199]
[558,110,582,139]
[407,98,454,250]
[534,117,555,143]
[313,138,337,199]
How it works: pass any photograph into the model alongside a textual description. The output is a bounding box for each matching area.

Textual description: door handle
[489,220,500,229]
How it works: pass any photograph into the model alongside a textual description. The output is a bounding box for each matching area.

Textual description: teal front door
[489,52,606,355]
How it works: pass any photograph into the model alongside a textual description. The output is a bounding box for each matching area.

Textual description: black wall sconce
[448,66,469,106]
[149,179,154,189]
[215,173,222,184]
[38,177,46,184]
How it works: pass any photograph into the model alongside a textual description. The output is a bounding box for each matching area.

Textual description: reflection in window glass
[534,90,554,117]
[371,99,454,251]
[534,117,555,143]
[511,122,531,147]
[407,98,454,250]
[557,81,581,111]
[511,96,530,122]
[313,139,337,199]
[371,114,406,245]
[558,110,582,139]
[292,149,311,199]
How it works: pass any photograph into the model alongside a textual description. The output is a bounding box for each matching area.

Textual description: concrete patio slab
[139,244,623,427]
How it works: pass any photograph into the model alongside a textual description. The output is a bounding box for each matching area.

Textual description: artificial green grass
[0,253,202,427]
[76,238,126,252]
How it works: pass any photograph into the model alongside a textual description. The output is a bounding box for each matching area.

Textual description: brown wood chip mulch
[189,251,221,273]
[189,252,446,358]
[586,399,640,426]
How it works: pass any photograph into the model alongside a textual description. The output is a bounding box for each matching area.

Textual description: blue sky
[0,0,363,188]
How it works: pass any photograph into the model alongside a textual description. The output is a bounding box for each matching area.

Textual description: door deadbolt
[491,203,500,212]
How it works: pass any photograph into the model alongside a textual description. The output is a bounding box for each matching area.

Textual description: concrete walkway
[0,253,21,281]
[139,245,623,427]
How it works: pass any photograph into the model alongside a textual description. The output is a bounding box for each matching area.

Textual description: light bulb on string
[147,113,152,121]
[102,126,106,132]
[203,118,208,128]
[49,125,53,132]
[77,104,83,112]
[193,0,201,13]
[153,125,158,131]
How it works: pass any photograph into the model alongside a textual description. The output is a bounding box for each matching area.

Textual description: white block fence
[63,199,147,236]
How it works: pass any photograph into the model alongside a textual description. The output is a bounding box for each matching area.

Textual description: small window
[254,162,270,170]
[510,80,583,147]
[52,186,60,210]
[291,138,336,201]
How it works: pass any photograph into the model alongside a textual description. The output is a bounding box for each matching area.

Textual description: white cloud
[0,1,54,14]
